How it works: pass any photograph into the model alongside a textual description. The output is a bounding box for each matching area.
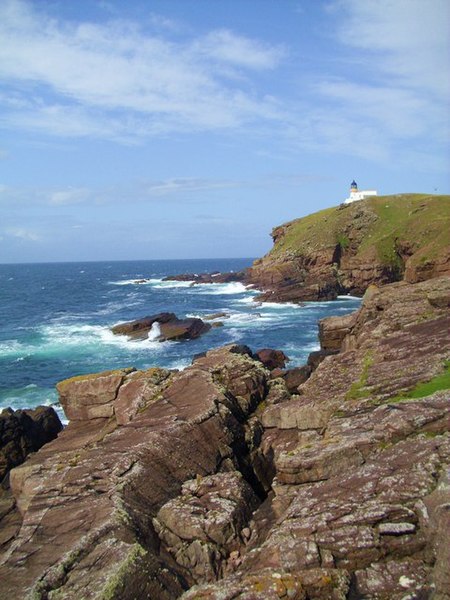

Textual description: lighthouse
[344,180,377,204]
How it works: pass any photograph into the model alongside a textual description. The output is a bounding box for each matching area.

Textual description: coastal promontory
[247,194,450,302]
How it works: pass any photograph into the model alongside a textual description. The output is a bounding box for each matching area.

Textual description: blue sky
[0,0,449,263]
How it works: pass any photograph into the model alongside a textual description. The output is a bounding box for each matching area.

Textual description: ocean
[0,259,361,422]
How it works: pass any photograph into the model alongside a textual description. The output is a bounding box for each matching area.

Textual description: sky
[0,0,449,263]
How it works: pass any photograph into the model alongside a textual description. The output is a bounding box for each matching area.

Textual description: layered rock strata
[0,276,449,599]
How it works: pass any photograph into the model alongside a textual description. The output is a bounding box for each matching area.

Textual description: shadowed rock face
[0,406,62,483]
[0,277,449,600]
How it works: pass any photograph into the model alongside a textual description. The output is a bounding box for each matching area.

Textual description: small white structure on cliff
[344,180,377,204]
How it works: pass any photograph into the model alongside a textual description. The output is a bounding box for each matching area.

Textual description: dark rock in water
[159,317,211,341]
[111,312,211,341]
[163,270,247,285]
[0,406,62,482]
[203,312,230,321]
[255,348,289,370]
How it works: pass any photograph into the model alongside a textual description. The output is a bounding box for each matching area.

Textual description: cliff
[0,276,449,599]
[247,194,450,302]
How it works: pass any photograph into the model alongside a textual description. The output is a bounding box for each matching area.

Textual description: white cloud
[332,0,450,98]
[194,29,285,70]
[49,187,91,205]
[0,0,284,140]
[296,0,450,165]
[5,227,41,241]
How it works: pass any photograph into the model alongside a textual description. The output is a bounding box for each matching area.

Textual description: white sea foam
[262,301,303,309]
[152,280,195,288]
[236,295,259,305]
[202,282,250,295]
[0,340,31,358]
[336,294,362,300]
[147,322,162,341]
[109,278,162,286]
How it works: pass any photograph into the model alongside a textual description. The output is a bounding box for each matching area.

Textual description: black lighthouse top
[350,180,358,190]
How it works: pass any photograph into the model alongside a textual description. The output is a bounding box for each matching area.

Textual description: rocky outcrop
[163,271,247,285]
[247,194,450,303]
[0,406,62,483]
[111,312,212,341]
[0,277,449,599]
[0,345,271,599]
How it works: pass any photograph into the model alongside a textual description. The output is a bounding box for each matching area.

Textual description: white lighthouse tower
[344,180,377,204]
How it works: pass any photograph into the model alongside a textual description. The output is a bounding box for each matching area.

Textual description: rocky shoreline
[0,275,449,599]
[1,194,449,599]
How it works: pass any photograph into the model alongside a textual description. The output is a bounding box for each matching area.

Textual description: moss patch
[387,361,450,403]
[345,351,374,401]
[99,544,147,600]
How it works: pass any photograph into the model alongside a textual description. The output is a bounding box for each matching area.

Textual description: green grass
[266,194,450,270]
[345,351,374,401]
[387,361,450,403]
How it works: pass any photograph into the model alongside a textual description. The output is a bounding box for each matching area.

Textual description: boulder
[255,349,289,370]
[0,406,62,482]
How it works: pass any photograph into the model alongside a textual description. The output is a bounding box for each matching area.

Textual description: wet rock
[111,312,212,341]
[203,312,230,321]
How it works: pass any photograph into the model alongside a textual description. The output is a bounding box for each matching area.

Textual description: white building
[344,180,377,204]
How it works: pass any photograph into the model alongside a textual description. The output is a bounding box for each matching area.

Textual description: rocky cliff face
[247,194,450,302]
[0,276,449,599]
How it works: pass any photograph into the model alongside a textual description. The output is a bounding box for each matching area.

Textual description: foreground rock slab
[0,345,270,599]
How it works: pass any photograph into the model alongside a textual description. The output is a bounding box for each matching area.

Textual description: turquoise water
[0,259,361,421]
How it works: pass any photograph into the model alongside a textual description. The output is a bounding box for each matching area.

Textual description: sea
[0,259,361,423]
